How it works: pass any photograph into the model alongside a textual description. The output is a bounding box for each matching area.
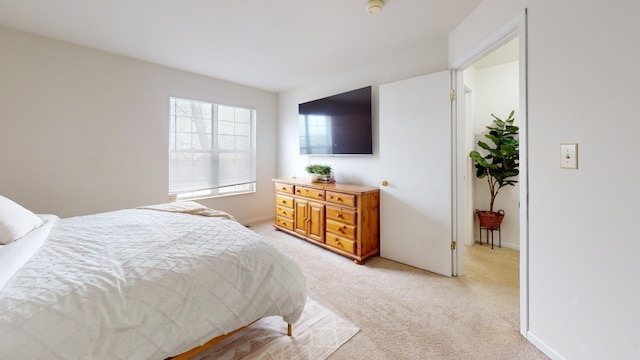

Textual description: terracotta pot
[475,209,505,230]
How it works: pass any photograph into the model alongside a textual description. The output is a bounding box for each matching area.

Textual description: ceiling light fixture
[365,0,384,14]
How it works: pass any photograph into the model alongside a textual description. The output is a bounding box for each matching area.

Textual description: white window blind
[169,97,256,198]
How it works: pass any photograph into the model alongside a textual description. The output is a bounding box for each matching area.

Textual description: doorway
[464,37,520,249]
[452,11,528,337]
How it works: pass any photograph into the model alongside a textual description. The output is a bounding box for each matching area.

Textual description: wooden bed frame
[169,320,292,359]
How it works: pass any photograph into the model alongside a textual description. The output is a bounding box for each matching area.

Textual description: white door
[379,70,453,277]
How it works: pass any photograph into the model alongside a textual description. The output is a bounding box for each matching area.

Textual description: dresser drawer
[326,191,356,207]
[276,194,294,208]
[326,219,356,240]
[275,217,294,231]
[275,182,294,194]
[326,233,356,254]
[276,205,294,220]
[326,206,356,225]
[295,186,325,201]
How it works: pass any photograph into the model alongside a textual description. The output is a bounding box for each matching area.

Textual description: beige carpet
[249,221,549,360]
[191,298,359,360]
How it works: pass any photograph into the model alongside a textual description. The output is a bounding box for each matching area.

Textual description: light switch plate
[560,143,578,169]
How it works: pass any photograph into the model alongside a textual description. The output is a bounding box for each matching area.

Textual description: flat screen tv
[298,86,372,155]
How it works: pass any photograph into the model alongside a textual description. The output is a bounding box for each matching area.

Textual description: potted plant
[468,110,519,230]
[305,164,333,183]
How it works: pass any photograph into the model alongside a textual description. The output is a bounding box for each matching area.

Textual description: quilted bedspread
[0,206,306,359]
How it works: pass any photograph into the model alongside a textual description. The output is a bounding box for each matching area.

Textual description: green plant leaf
[477,141,491,151]
[471,110,519,203]
[485,134,500,146]
[305,164,332,175]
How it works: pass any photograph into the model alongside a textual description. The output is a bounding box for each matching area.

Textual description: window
[169,97,256,200]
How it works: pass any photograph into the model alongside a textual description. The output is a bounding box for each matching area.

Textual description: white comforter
[0,205,306,359]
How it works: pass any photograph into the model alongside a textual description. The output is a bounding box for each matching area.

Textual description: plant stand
[478,223,501,249]
[475,209,504,250]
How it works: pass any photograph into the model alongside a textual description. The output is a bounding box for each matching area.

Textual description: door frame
[450,10,529,337]
[463,85,474,248]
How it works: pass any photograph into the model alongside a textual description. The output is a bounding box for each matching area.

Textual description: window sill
[169,183,256,202]
[171,189,256,202]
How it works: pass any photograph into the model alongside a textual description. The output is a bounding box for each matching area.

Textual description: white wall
[467,61,520,249]
[277,37,449,185]
[0,27,278,222]
[451,1,640,359]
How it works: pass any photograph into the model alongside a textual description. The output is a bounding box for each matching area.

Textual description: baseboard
[527,331,566,360]
[473,238,520,250]
[241,215,274,227]
[500,242,520,250]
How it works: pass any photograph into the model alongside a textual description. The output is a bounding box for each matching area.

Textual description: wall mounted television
[298,86,373,155]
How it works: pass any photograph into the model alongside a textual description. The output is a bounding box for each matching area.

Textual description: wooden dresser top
[272,178,379,195]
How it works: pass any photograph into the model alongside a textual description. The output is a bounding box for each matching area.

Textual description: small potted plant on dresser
[468,110,519,231]
[305,164,333,183]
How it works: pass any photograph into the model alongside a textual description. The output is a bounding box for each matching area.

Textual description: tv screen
[298,86,372,155]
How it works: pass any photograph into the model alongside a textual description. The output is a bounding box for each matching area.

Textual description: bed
[0,196,307,359]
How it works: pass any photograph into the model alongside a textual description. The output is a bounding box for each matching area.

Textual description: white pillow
[0,195,44,245]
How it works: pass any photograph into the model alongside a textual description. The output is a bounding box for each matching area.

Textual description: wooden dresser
[273,178,380,264]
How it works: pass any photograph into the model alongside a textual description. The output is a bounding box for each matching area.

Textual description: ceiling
[0,0,483,93]
[474,37,519,69]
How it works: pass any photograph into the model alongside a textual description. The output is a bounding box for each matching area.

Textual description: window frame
[168,97,256,201]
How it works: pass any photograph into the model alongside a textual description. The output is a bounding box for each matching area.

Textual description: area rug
[191,298,359,360]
